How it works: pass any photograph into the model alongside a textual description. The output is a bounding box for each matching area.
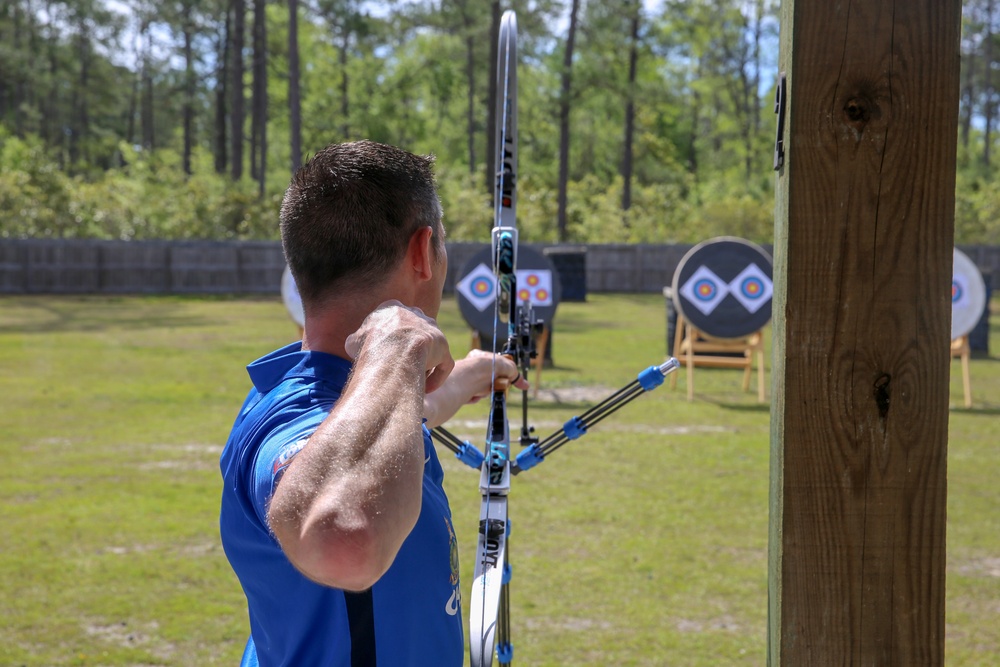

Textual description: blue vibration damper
[563,415,587,440]
[456,443,486,469]
[639,358,680,391]
[514,444,544,471]
[502,562,513,584]
[638,365,665,391]
[497,642,514,665]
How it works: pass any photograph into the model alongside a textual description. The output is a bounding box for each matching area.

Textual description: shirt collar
[246,341,353,393]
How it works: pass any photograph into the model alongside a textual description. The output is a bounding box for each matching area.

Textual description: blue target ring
[952,281,962,304]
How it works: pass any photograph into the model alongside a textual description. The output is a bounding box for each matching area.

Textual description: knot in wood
[844,97,872,125]
[873,373,891,418]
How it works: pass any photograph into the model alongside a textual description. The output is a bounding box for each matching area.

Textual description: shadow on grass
[950,405,1000,416]
[701,396,771,413]
[0,296,215,334]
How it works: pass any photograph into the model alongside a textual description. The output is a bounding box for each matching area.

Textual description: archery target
[281,265,305,328]
[456,263,497,313]
[730,263,774,314]
[672,237,773,338]
[679,265,729,316]
[952,248,987,340]
[516,270,553,306]
[458,265,552,312]
[456,244,561,335]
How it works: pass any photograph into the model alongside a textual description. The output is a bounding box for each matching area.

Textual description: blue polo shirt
[219,342,464,667]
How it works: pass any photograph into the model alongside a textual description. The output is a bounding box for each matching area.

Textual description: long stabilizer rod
[513,358,681,473]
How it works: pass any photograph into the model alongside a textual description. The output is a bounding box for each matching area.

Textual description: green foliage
[1,1,998,245]
[956,165,1000,246]
[0,134,281,240]
[0,132,74,238]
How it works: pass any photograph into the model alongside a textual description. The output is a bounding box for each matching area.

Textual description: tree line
[0,1,997,245]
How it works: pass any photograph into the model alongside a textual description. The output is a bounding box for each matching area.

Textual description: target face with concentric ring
[281,265,305,328]
[671,237,773,338]
[952,248,987,340]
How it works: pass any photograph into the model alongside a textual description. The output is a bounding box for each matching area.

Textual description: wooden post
[769,2,961,665]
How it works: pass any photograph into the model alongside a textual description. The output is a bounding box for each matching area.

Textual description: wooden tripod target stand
[950,248,988,409]
[950,335,972,408]
[670,314,767,402]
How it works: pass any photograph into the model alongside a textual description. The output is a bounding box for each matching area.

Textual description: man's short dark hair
[280,140,444,307]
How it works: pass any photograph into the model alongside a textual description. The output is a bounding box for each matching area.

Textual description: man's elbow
[269,510,412,591]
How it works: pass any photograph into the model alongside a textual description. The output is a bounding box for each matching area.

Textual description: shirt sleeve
[246,410,327,529]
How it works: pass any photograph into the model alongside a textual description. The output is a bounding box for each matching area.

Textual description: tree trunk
[141,25,154,151]
[288,0,302,172]
[985,0,994,167]
[183,3,195,176]
[752,0,764,134]
[9,1,23,133]
[71,15,91,166]
[251,0,267,194]
[230,0,246,181]
[621,2,640,214]
[126,13,142,147]
[465,31,476,174]
[556,0,581,242]
[44,0,60,159]
[215,11,230,175]
[961,83,973,150]
[687,58,703,177]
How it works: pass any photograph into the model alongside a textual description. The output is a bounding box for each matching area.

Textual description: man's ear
[407,226,435,282]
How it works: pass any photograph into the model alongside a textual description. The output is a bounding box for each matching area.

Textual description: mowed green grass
[0,293,996,666]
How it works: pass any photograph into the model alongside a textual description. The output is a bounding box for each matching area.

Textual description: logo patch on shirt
[272,438,308,479]
[445,517,462,616]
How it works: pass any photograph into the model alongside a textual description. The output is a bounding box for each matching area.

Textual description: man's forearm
[268,332,431,589]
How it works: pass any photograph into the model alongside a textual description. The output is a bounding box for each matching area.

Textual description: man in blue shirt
[219,140,525,666]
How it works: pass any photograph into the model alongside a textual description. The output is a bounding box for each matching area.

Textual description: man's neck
[300,280,411,359]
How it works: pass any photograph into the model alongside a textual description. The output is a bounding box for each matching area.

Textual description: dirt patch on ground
[83,618,176,662]
[675,615,742,633]
[952,556,1000,579]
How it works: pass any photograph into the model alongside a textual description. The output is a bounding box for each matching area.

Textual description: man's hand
[423,349,530,428]
[345,300,455,394]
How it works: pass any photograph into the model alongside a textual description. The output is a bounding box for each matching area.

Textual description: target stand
[671,316,766,402]
[951,248,988,408]
[668,237,773,402]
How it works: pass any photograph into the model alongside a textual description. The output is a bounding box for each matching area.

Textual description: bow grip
[491,353,519,392]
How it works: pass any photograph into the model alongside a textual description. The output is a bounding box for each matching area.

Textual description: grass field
[0,293,996,666]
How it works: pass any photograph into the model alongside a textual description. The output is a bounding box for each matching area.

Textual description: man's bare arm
[267,304,454,591]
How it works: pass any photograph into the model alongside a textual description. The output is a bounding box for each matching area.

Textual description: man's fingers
[513,372,530,391]
[425,356,456,394]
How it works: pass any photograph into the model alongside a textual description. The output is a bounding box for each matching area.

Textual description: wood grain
[770,1,962,664]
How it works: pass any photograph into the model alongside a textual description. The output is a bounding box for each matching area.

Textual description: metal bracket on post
[774,72,787,171]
